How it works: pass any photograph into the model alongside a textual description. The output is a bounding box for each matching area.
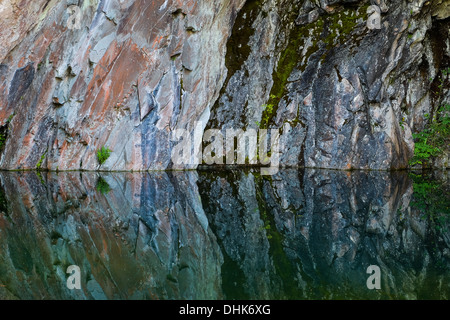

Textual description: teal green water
[0,169,448,300]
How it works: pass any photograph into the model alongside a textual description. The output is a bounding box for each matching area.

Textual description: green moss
[0,184,8,215]
[322,6,368,49]
[260,98,276,128]
[207,0,263,129]
[260,4,368,129]
[0,114,14,150]
[261,15,313,128]
[224,0,262,82]
[409,172,450,233]
[0,134,6,150]
[36,152,47,170]
[410,67,450,167]
[253,173,301,298]
[36,171,46,185]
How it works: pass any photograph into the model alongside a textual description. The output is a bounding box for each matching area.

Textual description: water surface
[0,169,448,300]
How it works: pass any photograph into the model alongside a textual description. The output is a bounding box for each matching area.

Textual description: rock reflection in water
[0,171,222,300]
[0,169,448,300]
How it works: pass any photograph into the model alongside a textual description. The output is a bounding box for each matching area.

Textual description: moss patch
[36,151,47,170]
[261,4,369,128]
[0,183,8,215]
[207,0,263,129]
[253,173,302,299]
[0,114,14,151]
[96,176,111,194]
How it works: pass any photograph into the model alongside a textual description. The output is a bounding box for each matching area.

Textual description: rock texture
[199,168,450,299]
[0,170,448,299]
[0,171,222,299]
[0,0,449,170]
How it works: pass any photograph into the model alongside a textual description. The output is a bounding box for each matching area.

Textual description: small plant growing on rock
[410,67,450,167]
[260,102,275,128]
[36,152,47,170]
[410,103,449,167]
[97,146,112,165]
[399,116,405,130]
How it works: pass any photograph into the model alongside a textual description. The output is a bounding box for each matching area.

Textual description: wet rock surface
[0,0,449,170]
[0,169,448,299]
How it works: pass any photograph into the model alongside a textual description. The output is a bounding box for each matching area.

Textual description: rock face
[0,170,448,299]
[0,0,449,170]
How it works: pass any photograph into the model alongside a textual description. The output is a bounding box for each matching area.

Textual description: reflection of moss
[96,177,111,194]
[409,171,450,273]
[409,172,450,231]
[166,274,178,283]
[253,173,301,299]
[8,233,34,273]
[36,171,46,185]
[0,184,8,215]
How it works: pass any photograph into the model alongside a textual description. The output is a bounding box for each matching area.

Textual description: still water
[0,169,448,300]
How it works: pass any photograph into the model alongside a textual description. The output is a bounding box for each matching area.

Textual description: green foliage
[410,67,450,167]
[97,146,112,165]
[399,116,406,130]
[260,100,275,128]
[36,152,47,170]
[0,185,8,215]
[36,171,46,185]
[410,102,450,167]
[96,177,111,194]
[0,134,6,149]
[409,172,450,231]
